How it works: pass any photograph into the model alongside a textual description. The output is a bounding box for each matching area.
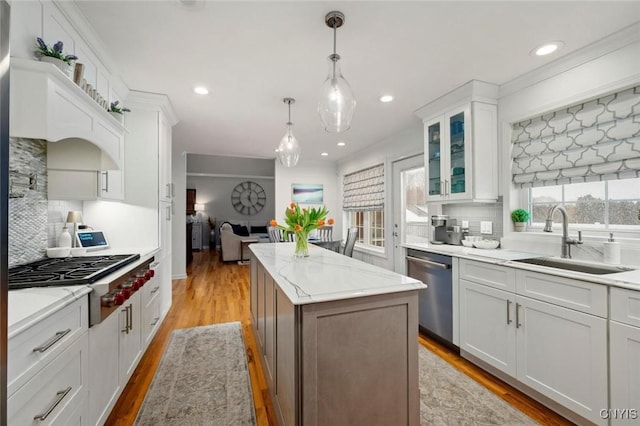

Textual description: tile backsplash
[8,137,84,267]
[442,197,504,238]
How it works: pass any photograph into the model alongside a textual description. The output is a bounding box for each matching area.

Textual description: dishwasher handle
[406,255,451,270]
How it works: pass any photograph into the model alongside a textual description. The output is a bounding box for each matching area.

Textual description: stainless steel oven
[406,249,455,348]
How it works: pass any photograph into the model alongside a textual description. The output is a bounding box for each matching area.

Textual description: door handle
[406,256,451,269]
[33,386,72,421]
[515,302,522,328]
[121,306,130,333]
[506,300,512,325]
[32,329,72,353]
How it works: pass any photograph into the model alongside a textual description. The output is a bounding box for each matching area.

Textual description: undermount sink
[513,257,635,275]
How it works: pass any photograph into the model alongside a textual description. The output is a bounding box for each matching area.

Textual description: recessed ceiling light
[531,41,564,57]
[379,95,394,103]
[337,141,346,147]
[274,148,280,152]
[321,152,329,156]
[193,86,209,95]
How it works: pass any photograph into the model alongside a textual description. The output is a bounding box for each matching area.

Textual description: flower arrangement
[270,203,333,257]
[108,101,131,114]
[35,38,78,65]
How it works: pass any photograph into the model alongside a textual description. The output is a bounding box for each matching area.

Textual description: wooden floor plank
[105,249,574,425]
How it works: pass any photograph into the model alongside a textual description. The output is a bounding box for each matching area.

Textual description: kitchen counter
[8,246,160,336]
[250,242,426,305]
[250,242,423,424]
[403,242,640,291]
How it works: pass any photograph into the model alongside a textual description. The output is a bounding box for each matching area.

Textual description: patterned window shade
[511,85,640,188]
[343,164,385,211]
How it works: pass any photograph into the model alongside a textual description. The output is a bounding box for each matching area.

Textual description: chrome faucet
[543,204,583,258]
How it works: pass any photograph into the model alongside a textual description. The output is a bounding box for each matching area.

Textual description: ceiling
[75,1,640,163]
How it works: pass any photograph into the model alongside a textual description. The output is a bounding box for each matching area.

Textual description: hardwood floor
[105,249,574,426]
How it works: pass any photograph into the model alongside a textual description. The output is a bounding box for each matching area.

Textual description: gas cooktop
[8,254,140,290]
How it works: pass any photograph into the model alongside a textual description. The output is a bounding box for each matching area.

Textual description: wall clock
[231,181,266,215]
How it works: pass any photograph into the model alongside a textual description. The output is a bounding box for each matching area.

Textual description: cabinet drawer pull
[33,386,72,421]
[150,286,160,294]
[506,300,512,325]
[150,317,160,326]
[150,261,160,268]
[128,304,133,332]
[121,306,130,333]
[32,329,71,353]
[515,302,522,328]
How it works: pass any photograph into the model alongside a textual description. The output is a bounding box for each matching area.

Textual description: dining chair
[343,227,358,257]
[268,226,283,242]
[317,226,333,242]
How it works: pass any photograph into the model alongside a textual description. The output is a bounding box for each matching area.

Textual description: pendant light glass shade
[319,54,356,133]
[278,122,300,167]
[318,11,355,134]
[278,98,300,167]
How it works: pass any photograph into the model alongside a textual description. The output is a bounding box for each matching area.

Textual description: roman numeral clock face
[231,181,266,215]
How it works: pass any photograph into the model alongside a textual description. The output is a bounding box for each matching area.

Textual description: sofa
[219,221,270,262]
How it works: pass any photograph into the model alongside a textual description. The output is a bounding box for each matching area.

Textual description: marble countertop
[403,242,640,291]
[8,246,160,336]
[250,243,426,305]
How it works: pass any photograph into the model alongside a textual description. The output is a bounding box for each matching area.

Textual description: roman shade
[511,85,640,188]
[343,163,384,211]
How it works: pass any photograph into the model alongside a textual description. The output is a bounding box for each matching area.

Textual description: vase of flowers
[108,101,131,124]
[35,38,78,77]
[271,203,332,258]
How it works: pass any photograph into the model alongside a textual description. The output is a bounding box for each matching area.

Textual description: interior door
[392,154,427,273]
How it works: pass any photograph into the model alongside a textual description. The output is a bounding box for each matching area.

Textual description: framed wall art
[291,184,323,203]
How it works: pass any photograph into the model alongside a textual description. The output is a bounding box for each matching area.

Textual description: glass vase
[294,231,309,258]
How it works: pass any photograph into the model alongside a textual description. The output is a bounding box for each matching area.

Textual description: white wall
[337,123,424,269]
[82,200,158,249]
[498,27,640,264]
[186,175,275,247]
[172,150,187,279]
[275,160,341,239]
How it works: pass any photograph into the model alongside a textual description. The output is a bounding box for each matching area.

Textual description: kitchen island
[249,243,426,426]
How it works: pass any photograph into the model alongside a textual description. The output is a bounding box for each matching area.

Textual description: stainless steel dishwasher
[406,249,454,347]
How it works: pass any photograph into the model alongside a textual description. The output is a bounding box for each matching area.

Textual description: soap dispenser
[603,232,621,265]
[57,226,72,248]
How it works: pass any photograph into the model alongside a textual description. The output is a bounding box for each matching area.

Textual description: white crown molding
[126,90,179,126]
[500,21,640,99]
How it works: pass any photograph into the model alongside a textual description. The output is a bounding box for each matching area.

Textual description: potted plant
[35,38,77,77]
[108,101,131,123]
[511,208,530,232]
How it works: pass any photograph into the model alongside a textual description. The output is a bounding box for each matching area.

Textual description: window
[403,167,429,244]
[530,178,640,230]
[347,210,385,249]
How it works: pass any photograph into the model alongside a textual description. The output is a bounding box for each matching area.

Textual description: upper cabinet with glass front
[416,80,499,203]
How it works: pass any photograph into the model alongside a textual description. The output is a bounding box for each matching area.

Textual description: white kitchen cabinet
[159,203,173,316]
[415,80,498,203]
[99,170,124,201]
[118,291,142,383]
[142,262,162,348]
[159,113,173,202]
[8,296,89,425]
[515,294,607,424]
[459,279,516,376]
[610,288,640,424]
[458,260,608,425]
[8,332,89,426]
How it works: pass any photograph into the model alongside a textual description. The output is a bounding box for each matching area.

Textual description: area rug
[419,345,538,425]
[134,322,256,426]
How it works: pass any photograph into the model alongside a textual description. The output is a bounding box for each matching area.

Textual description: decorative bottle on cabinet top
[58,226,72,248]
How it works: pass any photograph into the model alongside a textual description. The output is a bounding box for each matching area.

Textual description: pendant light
[278,98,301,167]
[318,11,356,133]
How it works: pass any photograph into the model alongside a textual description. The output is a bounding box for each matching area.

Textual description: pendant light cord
[288,101,292,124]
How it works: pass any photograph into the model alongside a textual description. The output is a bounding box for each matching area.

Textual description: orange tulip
[328,218,334,225]
[270,219,277,227]
[290,202,296,209]
[317,220,325,227]
[294,224,302,232]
